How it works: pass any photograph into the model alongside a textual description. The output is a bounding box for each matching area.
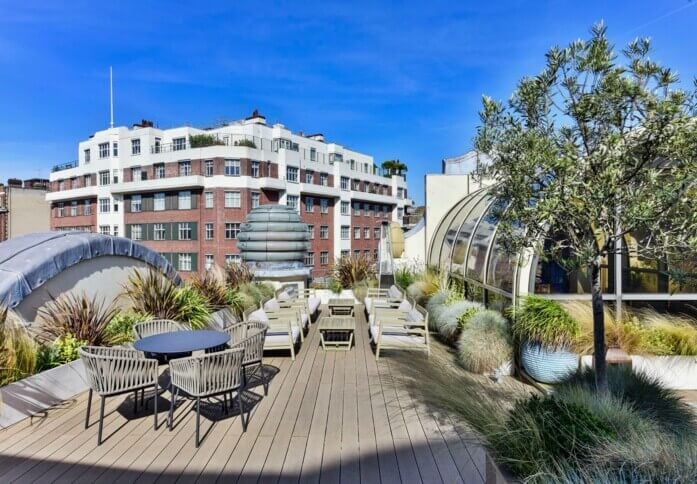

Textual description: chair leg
[168,385,175,430]
[85,389,93,429]
[153,382,158,430]
[141,388,146,408]
[98,396,106,445]
[223,393,228,414]
[238,391,247,431]
[195,397,201,447]
[133,390,138,413]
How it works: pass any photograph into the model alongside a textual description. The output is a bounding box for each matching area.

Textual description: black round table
[133,330,230,355]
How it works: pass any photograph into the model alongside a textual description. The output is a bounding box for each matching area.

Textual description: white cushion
[398,299,411,312]
[249,308,269,322]
[407,308,424,322]
[307,296,321,314]
[264,298,280,311]
[277,291,291,301]
[364,297,373,314]
[369,325,426,346]
[301,312,309,328]
[368,314,375,326]
[265,326,301,345]
[388,285,401,299]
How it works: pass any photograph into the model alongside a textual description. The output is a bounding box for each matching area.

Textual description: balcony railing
[52,160,79,173]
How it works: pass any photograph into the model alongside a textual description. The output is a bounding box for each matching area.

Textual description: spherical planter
[520,340,578,384]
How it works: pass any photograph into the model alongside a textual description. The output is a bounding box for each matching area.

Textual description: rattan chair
[168,347,247,447]
[79,346,160,445]
[231,321,269,394]
[133,319,188,340]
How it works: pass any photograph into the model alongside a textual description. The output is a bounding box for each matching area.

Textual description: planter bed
[580,354,697,390]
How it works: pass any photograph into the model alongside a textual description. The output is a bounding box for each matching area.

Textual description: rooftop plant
[475,22,697,390]
[38,292,119,346]
[457,309,512,373]
[189,133,224,148]
[512,296,580,349]
[234,139,257,148]
[224,262,254,290]
[0,306,37,385]
[331,255,376,289]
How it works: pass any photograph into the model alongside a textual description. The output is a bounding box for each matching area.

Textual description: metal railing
[52,160,79,172]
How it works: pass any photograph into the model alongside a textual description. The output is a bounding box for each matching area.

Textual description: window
[251,192,260,208]
[131,139,141,155]
[178,222,192,240]
[99,198,110,213]
[383,205,388,215]
[286,166,298,182]
[353,202,360,216]
[178,253,192,271]
[113,199,119,212]
[204,191,214,208]
[320,173,328,186]
[131,224,143,240]
[84,200,92,215]
[179,160,191,176]
[204,160,214,177]
[112,142,118,157]
[341,250,349,258]
[364,250,370,259]
[71,178,78,189]
[99,143,109,158]
[84,174,92,186]
[397,207,404,219]
[374,249,379,260]
[99,225,110,235]
[308,225,315,239]
[173,137,186,151]
[154,223,166,240]
[367,204,373,216]
[224,159,240,176]
[320,225,329,239]
[113,169,119,184]
[131,166,142,181]
[84,149,91,163]
[205,223,214,240]
[340,176,349,190]
[305,170,314,184]
[99,171,110,185]
[320,199,328,214]
[354,250,360,257]
[131,195,142,212]
[224,191,241,208]
[341,201,349,215]
[251,161,260,178]
[364,227,371,239]
[178,191,192,210]
[320,251,329,265]
[354,227,361,239]
[58,180,65,191]
[154,163,165,179]
[310,147,317,161]
[286,195,299,210]
[341,225,349,240]
[305,252,315,266]
[225,223,240,240]
[205,254,214,271]
[57,202,64,217]
[225,254,241,265]
[305,197,314,213]
[151,193,165,212]
[374,227,381,240]
[352,179,360,191]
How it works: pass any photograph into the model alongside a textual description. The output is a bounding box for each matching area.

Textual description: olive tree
[474,23,697,391]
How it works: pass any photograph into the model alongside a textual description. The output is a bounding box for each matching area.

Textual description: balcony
[299,182,340,198]
[110,175,205,194]
[349,190,399,204]
[46,185,98,202]
[51,160,79,173]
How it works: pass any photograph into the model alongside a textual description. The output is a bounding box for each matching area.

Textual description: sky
[0,1,695,204]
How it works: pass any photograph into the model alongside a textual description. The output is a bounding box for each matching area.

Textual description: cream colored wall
[9,187,50,237]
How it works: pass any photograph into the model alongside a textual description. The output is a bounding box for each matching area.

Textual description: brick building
[47,112,410,278]
[0,178,50,242]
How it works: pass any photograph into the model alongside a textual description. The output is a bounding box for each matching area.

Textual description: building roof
[0,232,180,309]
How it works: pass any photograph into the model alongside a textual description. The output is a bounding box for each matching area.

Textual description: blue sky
[0,1,695,203]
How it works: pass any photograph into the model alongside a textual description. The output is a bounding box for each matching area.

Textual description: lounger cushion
[364,297,373,314]
[388,285,401,299]
[264,298,280,311]
[307,296,321,314]
[249,308,269,322]
[407,308,424,322]
[265,325,301,345]
[277,291,291,301]
[398,299,411,312]
[301,312,309,328]
[369,325,427,346]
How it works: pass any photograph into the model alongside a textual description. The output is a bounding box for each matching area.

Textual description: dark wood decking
[0,307,491,483]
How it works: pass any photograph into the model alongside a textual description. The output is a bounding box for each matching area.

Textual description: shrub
[53,334,87,363]
[174,286,212,329]
[425,291,449,331]
[38,292,119,346]
[437,300,481,342]
[331,255,376,288]
[104,312,148,345]
[237,282,275,307]
[0,307,37,385]
[352,280,369,303]
[189,133,224,148]
[123,270,182,321]
[395,266,416,289]
[190,267,231,307]
[328,278,343,294]
[225,263,254,289]
[234,138,257,148]
[637,308,697,356]
[512,296,579,349]
[457,310,512,373]
[35,344,61,373]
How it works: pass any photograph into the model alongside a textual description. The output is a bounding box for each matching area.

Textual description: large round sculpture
[238,205,311,279]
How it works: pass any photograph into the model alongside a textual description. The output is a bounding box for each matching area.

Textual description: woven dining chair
[168,347,247,447]
[231,321,269,394]
[79,346,160,445]
[133,319,188,340]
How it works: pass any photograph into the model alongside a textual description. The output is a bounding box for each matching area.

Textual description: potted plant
[512,296,580,384]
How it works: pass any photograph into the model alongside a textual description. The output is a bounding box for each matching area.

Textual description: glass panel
[464,197,500,282]
[438,194,484,271]
[465,281,485,304]
[486,230,517,294]
[451,195,492,277]
[486,290,511,313]
[427,192,479,268]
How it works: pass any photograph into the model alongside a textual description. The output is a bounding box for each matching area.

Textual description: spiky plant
[224,262,254,289]
[331,255,376,289]
[104,312,148,346]
[512,296,580,349]
[0,306,38,385]
[174,286,212,329]
[38,292,119,346]
[123,269,182,320]
[191,266,232,308]
[457,309,512,373]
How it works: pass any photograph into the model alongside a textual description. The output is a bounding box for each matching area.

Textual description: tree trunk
[590,258,608,392]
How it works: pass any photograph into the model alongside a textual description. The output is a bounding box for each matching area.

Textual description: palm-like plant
[331,255,376,288]
[224,262,254,289]
[38,293,120,346]
[123,270,182,321]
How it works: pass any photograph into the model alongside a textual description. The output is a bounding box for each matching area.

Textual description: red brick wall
[300,195,334,277]
[50,198,97,231]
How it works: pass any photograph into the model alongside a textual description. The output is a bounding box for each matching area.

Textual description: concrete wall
[8,186,50,238]
[15,255,152,322]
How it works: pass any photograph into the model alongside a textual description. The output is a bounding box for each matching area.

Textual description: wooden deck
[0,307,492,483]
